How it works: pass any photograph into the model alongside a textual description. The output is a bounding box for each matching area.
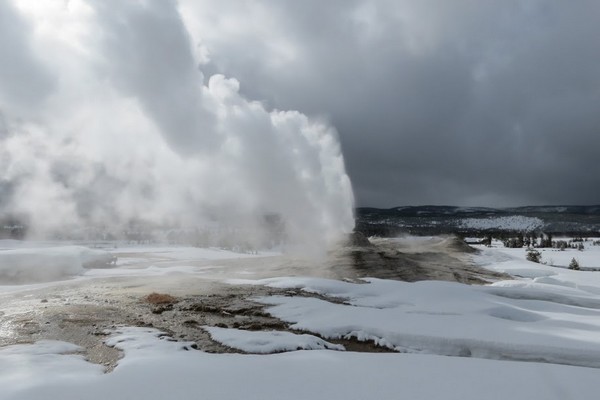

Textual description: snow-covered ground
[4,326,599,400]
[228,275,600,367]
[1,238,600,399]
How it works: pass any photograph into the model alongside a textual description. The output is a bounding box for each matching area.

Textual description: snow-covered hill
[356,205,600,236]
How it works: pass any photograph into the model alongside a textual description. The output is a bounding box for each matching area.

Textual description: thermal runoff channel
[0,0,355,249]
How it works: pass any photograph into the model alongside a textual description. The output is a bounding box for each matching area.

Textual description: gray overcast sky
[183,0,600,207]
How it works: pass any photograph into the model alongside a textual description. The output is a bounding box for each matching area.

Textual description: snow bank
[1,327,598,400]
[204,326,344,353]
[0,246,115,284]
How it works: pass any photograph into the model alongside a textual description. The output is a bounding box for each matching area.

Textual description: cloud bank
[0,0,354,247]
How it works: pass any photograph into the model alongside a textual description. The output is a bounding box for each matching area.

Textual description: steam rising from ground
[0,0,354,248]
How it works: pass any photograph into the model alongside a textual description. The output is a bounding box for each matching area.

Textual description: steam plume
[0,0,354,248]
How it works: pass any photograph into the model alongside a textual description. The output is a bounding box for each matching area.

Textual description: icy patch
[204,326,345,353]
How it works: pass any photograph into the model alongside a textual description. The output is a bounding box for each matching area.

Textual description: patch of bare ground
[145,292,178,305]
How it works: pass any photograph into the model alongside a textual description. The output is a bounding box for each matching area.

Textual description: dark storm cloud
[183,0,600,207]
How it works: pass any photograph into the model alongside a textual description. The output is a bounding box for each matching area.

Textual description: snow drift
[0,246,115,284]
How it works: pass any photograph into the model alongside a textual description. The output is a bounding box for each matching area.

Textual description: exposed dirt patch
[145,292,178,305]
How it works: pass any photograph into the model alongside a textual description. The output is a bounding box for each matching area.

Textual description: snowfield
[3,327,599,400]
[1,238,600,399]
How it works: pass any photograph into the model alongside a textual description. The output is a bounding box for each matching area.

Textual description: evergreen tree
[569,258,580,270]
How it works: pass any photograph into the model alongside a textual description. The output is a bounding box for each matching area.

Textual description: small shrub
[526,249,541,263]
[568,258,580,270]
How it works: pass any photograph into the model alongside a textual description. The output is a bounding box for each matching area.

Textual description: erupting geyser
[0,0,354,249]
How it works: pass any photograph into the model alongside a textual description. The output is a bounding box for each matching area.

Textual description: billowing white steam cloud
[0,0,354,248]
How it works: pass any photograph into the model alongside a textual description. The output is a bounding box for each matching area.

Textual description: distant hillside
[355,205,600,237]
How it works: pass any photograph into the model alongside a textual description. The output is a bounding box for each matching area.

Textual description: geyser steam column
[199,74,356,249]
[0,0,355,249]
